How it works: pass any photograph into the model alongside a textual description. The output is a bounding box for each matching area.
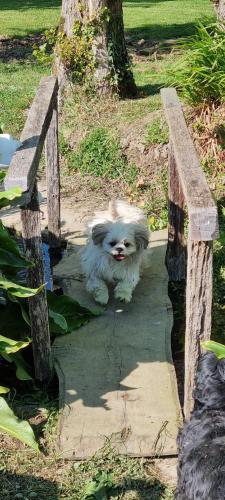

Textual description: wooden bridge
[2,77,219,458]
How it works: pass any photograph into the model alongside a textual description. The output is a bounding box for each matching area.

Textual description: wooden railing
[4,76,60,382]
[161,88,219,418]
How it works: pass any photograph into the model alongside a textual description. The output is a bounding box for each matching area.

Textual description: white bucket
[0,133,22,168]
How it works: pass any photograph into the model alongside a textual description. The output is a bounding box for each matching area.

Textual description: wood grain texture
[4,77,58,197]
[21,183,52,381]
[184,238,213,418]
[161,88,219,241]
[166,142,186,281]
[45,90,61,247]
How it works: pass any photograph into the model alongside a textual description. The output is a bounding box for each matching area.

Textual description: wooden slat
[161,88,219,241]
[166,142,186,281]
[184,238,213,418]
[4,76,58,198]
[21,182,52,381]
[45,89,61,247]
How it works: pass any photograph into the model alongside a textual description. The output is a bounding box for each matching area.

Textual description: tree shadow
[0,0,61,10]
[126,21,208,42]
[0,471,58,499]
[124,0,175,4]
[111,477,173,499]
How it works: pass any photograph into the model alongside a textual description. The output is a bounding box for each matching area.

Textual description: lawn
[0,0,215,135]
[123,0,214,41]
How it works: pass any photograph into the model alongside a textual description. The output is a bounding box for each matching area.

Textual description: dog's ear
[134,226,149,250]
[92,223,109,245]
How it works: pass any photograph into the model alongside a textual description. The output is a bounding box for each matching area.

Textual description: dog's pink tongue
[114,255,125,261]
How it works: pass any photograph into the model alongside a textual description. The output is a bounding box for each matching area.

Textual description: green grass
[145,117,169,145]
[123,0,215,42]
[0,0,61,37]
[0,61,48,137]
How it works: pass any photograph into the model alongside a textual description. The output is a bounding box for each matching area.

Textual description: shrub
[167,23,225,104]
[69,127,128,179]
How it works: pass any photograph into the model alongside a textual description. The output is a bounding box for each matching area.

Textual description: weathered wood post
[45,80,61,248]
[4,76,59,382]
[21,182,52,381]
[166,141,186,281]
[185,239,213,417]
[161,88,219,419]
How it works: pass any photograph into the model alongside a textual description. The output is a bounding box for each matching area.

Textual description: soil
[0,34,45,62]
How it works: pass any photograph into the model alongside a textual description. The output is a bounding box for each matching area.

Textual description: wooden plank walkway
[53,228,181,459]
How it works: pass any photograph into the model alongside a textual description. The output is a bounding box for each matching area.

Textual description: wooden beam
[184,238,213,418]
[21,182,52,381]
[4,77,58,197]
[161,88,219,241]
[45,86,61,247]
[166,142,186,281]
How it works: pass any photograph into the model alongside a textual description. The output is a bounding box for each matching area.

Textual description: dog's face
[92,221,149,261]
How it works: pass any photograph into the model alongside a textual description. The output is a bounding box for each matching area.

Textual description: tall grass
[168,23,225,104]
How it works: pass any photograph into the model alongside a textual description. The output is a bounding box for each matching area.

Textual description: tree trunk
[60,0,136,96]
[218,0,225,20]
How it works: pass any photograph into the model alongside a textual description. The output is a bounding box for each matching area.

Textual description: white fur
[81,200,150,305]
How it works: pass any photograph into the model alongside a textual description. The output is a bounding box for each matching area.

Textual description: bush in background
[168,23,225,104]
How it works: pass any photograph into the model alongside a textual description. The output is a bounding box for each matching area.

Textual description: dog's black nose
[117,247,123,253]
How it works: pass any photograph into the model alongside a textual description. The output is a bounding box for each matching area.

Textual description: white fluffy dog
[81,200,150,305]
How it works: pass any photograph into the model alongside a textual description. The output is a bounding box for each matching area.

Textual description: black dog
[176,352,225,500]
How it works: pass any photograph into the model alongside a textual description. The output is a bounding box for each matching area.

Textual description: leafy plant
[145,118,169,145]
[83,470,115,499]
[201,340,225,359]
[0,396,39,451]
[68,127,127,179]
[0,187,41,449]
[167,23,225,104]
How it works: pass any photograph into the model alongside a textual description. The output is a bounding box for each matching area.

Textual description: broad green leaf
[0,396,39,451]
[201,340,225,359]
[47,291,100,335]
[0,302,30,339]
[0,187,22,209]
[0,386,9,394]
[49,308,68,334]
[0,221,21,256]
[83,471,114,500]
[0,248,31,269]
[0,279,44,298]
[0,334,30,354]
[13,352,33,381]
[0,222,32,268]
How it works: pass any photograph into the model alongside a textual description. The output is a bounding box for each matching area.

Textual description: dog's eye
[124,242,130,248]
[110,241,117,247]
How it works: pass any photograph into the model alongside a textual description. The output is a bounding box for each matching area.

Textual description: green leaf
[0,279,44,298]
[0,170,6,182]
[0,396,39,450]
[0,248,31,269]
[0,187,22,209]
[0,222,32,269]
[0,301,30,339]
[0,334,31,354]
[49,308,68,334]
[47,291,99,335]
[83,471,115,500]
[13,352,33,381]
[0,386,10,394]
[201,340,225,359]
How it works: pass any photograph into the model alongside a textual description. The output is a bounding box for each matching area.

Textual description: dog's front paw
[94,288,109,305]
[114,286,132,304]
